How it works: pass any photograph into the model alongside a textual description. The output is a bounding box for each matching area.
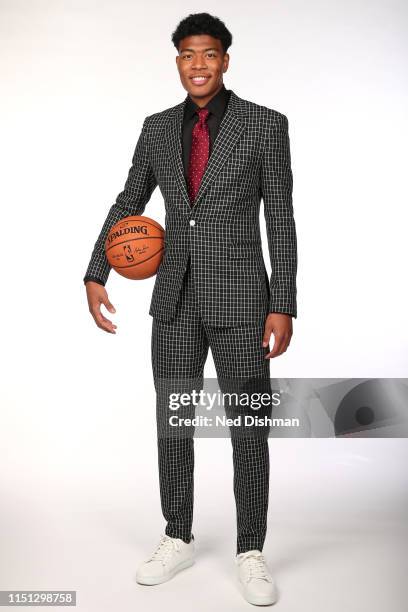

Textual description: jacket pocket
[228,240,261,260]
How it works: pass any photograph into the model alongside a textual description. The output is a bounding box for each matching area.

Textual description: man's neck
[188,83,224,108]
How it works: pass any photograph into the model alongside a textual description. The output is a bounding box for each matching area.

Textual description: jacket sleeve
[83,117,158,286]
[260,113,297,318]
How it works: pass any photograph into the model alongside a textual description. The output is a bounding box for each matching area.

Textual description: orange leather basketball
[105,215,164,280]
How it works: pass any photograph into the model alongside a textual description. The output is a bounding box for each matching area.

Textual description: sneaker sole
[136,557,195,585]
[237,578,278,606]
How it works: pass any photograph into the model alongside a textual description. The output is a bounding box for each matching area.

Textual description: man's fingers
[102,297,116,314]
[91,304,117,334]
[95,314,116,334]
[262,324,273,347]
[265,332,291,359]
[265,333,282,358]
[85,283,117,333]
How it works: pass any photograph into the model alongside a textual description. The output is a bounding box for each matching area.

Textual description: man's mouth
[190,75,211,86]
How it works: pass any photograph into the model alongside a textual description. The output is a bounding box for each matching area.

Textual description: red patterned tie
[187,108,210,204]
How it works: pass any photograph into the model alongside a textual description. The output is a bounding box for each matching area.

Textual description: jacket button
[189,219,196,226]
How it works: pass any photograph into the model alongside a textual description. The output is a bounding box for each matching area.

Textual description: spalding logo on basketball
[104,215,165,280]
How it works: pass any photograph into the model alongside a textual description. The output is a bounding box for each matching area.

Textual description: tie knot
[196,108,209,123]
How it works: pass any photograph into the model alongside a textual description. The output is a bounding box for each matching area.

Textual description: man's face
[176,34,229,100]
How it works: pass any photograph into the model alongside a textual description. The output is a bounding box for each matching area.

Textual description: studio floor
[0,438,406,611]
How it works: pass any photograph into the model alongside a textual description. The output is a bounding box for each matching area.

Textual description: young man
[84,12,297,606]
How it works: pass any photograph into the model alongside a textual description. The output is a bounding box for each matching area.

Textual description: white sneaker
[136,534,195,585]
[236,550,278,605]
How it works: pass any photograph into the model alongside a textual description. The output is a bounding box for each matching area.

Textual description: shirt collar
[184,84,231,120]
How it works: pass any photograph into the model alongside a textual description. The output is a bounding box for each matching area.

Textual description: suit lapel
[164,90,247,212]
[193,96,246,208]
[164,101,190,209]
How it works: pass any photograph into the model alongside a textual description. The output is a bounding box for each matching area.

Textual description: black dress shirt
[182,84,231,179]
[84,85,231,286]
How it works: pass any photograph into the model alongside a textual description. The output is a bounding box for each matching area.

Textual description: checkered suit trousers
[152,254,273,555]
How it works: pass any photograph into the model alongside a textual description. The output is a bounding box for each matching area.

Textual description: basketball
[104,215,165,280]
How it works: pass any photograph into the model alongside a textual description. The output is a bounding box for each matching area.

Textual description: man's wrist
[83,275,105,287]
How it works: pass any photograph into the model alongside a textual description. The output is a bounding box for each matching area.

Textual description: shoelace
[149,535,181,564]
[238,551,270,581]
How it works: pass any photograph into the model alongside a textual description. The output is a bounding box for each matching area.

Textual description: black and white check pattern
[152,256,272,555]
[83,89,297,323]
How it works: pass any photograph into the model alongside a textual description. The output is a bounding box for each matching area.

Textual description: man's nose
[192,57,207,69]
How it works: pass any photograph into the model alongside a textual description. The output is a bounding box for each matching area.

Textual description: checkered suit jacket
[83,89,297,326]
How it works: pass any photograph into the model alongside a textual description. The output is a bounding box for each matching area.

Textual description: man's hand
[85,281,117,334]
[262,313,293,359]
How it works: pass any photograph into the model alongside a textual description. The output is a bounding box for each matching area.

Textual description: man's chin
[185,83,219,98]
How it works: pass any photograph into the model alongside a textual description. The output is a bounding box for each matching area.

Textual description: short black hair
[171,12,233,55]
